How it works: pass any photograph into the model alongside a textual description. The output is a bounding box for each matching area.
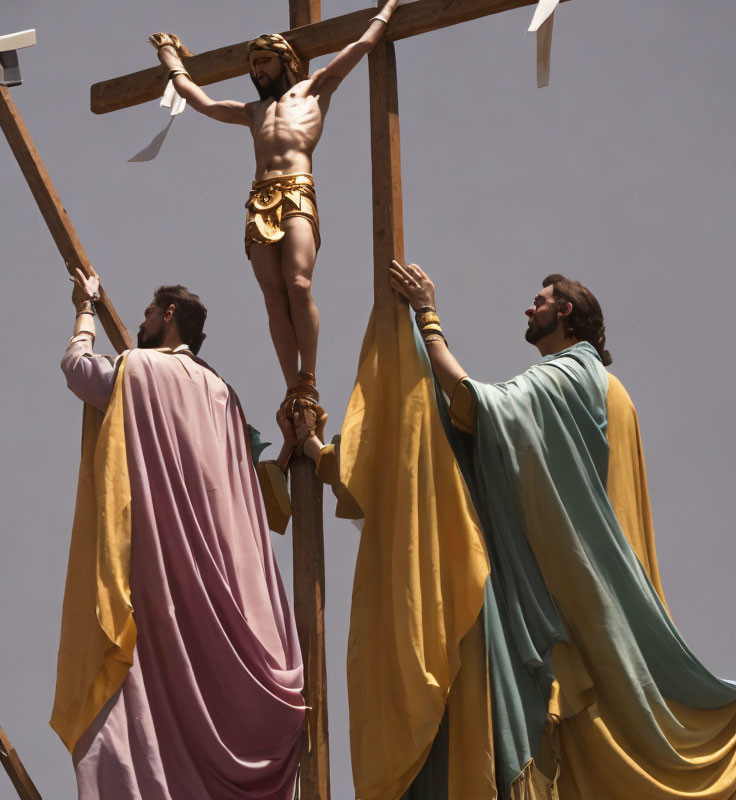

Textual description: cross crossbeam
[90,0,565,115]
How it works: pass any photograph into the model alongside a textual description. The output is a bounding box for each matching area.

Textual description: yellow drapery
[606,372,667,604]
[341,298,491,800]
[50,355,136,752]
[545,372,736,798]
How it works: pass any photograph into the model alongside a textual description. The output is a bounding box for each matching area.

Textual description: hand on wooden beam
[388,259,436,311]
[70,267,100,308]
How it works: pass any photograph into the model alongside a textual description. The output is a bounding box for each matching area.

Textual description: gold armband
[415,307,446,342]
[416,311,441,327]
[169,68,193,82]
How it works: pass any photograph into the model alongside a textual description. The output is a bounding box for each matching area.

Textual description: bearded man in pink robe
[52,270,305,800]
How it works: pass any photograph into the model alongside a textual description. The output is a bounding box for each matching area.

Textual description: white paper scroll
[529,0,558,88]
[529,0,558,32]
[128,80,187,163]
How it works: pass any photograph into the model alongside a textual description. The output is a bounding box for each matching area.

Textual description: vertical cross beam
[289,460,329,799]
[289,0,321,29]
[287,3,330,799]
[369,42,404,314]
[0,722,42,800]
[0,86,131,353]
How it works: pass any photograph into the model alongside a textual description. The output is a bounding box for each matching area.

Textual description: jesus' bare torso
[250,87,324,179]
[151,1,398,447]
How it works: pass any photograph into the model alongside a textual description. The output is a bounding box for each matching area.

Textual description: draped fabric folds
[340,297,491,800]
[51,353,134,752]
[53,348,305,799]
[438,342,736,799]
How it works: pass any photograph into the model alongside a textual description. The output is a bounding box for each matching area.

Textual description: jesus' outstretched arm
[149,33,253,126]
[309,0,400,97]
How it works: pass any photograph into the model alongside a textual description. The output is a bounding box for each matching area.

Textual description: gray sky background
[2,0,735,797]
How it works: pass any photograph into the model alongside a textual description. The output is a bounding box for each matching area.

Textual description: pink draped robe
[61,339,305,799]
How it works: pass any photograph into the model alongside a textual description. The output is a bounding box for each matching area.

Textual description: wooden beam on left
[0,86,131,353]
[0,721,42,800]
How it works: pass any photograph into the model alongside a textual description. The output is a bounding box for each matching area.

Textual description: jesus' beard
[251,68,291,101]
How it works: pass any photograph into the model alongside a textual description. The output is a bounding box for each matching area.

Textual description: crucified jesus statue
[149,0,398,431]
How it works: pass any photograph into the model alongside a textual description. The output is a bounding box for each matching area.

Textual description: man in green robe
[390,261,736,800]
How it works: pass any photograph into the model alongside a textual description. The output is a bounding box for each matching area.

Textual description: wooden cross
[0,722,42,800]
[89,0,566,796]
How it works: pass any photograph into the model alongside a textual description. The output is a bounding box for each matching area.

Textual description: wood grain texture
[290,453,330,800]
[287,1,330,797]
[369,41,404,317]
[91,0,566,114]
[289,0,322,29]
[0,86,132,353]
[0,722,42,800]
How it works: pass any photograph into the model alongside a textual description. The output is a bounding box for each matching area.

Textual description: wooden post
[289,0,321,30]
[290,458,329,799]
[369,41,404,312]
[0,86,131,353]
[288,1,330,797]
[0,722,42,800]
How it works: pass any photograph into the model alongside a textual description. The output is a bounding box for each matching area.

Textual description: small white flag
[128,80,187,163]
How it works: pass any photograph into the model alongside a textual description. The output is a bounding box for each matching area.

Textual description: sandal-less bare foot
[294,404,329,465]
[273,406,298,473]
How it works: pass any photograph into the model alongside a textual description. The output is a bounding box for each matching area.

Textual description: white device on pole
[0,29,37,53]
[0,29,37,87]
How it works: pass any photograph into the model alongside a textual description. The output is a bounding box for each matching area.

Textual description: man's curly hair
[542,274,612,366]
[153,285,207,355]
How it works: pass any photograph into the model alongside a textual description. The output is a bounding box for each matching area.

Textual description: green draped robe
[423,342,736,799]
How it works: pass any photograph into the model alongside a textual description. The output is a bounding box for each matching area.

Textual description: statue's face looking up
[524,284,560,345]
[137,301,167,349]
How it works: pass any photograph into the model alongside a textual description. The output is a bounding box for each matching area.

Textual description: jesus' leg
[249,241,300,388]
[280,216,319,379]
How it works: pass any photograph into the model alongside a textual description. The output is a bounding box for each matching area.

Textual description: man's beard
[525,316,558,345]
[251,68,289,101]
[137,327,165,349]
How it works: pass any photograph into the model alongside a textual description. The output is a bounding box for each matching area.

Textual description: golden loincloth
[244,172,320,259]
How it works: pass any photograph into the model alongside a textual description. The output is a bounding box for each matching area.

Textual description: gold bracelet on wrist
[416,313,441,328]
[168,68,193,82]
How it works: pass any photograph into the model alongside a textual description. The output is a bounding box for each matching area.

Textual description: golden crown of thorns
[246,34,306,81]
